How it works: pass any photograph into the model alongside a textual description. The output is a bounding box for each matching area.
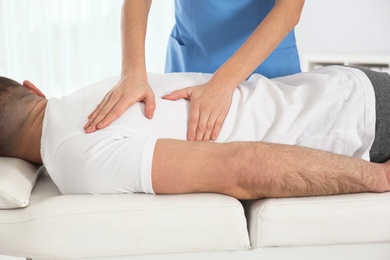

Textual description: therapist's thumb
[144,95,156,119]
[162,89,190,101]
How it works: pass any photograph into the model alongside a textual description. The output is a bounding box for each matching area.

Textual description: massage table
[1,158,390,260]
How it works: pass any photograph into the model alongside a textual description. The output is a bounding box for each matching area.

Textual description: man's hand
[163,82,233,141]
[84,76,156,133]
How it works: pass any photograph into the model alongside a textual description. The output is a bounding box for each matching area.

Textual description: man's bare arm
[152,139,390,199]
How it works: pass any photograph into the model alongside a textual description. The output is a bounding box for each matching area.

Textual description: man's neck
[19,98,48,164]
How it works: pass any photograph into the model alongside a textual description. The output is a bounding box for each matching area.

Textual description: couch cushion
[0,157,42,209]
[0,170,250,259]
[245,192,390,248]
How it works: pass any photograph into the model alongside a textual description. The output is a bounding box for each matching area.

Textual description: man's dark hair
[0,77,32,157]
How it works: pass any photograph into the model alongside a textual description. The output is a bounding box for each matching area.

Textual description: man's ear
[22,80,46,98]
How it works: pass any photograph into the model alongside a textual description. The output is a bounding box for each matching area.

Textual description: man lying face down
[0,66,390,199]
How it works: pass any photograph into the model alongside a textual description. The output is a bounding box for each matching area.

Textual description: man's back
[41,66,376,194]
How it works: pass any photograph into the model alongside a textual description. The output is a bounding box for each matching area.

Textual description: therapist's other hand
[84,75,156,134]
[163,83,233,141]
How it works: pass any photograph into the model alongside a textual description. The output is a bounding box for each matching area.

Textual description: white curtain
[0,0,175,97]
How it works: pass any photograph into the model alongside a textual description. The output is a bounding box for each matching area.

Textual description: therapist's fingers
[95,97,130,129]
[193,108,227,142]
[191,93,231,141]
[188,99,219,141]
[162,88,191,100]
[193,106,217,141]
[84,80,155,133]
[84,95,109,129]
[196,111,214,141]
[187,104,200,141]
[209,114,225,141]
[86,93,110,120]
[84,91,121,133]
[163,84,231,141]
[86,90,155,133]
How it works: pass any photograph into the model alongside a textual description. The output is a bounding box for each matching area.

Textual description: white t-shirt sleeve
[49,130,157,195]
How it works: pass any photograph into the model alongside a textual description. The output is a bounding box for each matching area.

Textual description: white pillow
[0,157,42,209]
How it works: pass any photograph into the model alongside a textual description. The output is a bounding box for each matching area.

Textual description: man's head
[0,77,42,158]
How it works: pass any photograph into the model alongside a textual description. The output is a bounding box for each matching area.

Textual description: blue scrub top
[165,0,301,78]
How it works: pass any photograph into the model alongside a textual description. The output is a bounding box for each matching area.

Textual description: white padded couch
[1,158,390,260]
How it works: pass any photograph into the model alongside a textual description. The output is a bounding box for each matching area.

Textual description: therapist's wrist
[120,65,148,83]
[209,71,242,92]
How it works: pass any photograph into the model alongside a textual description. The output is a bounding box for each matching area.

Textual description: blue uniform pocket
[165,35,195,73]
[256,46,301,78]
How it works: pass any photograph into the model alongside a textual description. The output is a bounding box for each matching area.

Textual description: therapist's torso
[165,0,301,78]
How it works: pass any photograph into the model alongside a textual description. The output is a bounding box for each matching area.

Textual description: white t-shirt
[41,66,376,195]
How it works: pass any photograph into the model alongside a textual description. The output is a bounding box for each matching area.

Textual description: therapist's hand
[163,83,233,141]
[84,75,156,134]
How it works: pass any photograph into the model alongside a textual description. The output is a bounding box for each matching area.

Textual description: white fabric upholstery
[0,157,42,209]
[0,171,249,259]
[29,243,390,260]
[1,170,390,259]
[244,192,390,248]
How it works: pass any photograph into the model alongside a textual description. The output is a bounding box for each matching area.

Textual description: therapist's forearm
[209,0,304,90]
[121,0,152,80]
